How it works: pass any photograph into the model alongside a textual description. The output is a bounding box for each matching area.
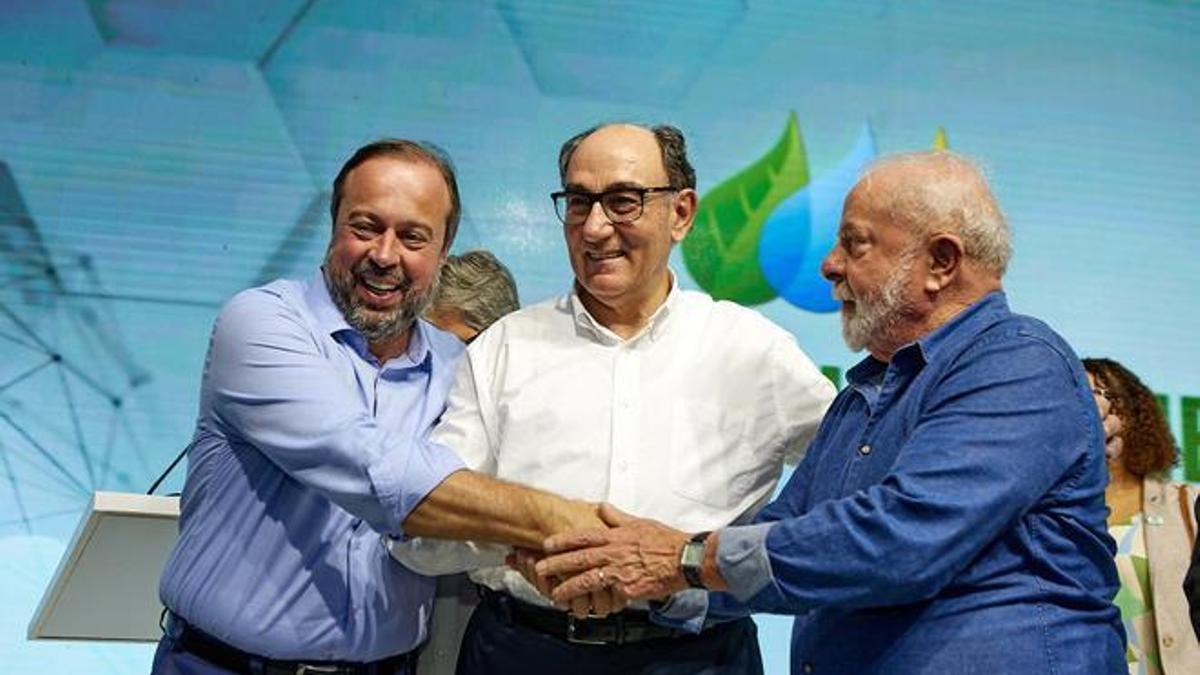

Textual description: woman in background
[1084,358,1199,674]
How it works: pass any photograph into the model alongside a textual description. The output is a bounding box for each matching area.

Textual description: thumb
[599,502,636,527]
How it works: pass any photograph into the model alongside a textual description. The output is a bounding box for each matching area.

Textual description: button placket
[608,346,640,505]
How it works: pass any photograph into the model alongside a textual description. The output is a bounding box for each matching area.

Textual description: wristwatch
[679,531,711,589]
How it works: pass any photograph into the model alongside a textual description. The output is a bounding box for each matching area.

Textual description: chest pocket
[669,401,772,510]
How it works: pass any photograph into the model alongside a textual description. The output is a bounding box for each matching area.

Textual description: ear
[669,188,698,243]
[924,233,964,293]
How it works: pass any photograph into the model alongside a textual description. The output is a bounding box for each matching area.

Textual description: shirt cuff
[648,590,709,633]
[716,522,776,602]
[367,438,465,537]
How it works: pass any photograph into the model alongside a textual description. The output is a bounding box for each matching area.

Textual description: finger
[569,593,590,619]
[508,548,532,576]
[515,547,543,567]
[544,528,611,553]
[598,503,637,527]
[514,550,557,598]
[589,588,613,618]
[536,547,611,577]
[1103,412,1122,437]
[536,573,558,599]
[551,567,608,606]
[1105,435,1124,461]
[609,586,630,614]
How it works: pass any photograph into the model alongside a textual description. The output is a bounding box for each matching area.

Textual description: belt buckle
[295,665,341,674]
[566,615,618,646]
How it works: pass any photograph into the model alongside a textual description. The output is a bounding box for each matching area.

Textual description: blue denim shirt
[159,273,465,661]
[668,292,1125,674]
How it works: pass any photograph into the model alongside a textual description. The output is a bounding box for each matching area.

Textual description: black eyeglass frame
[549,186,678,225]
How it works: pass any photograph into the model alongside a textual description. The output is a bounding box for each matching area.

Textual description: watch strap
[680,531,711,589]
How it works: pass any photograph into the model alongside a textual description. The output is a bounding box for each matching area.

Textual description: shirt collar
[567,269,680,345]
[912,290,1010,364]
[304,269,432,370]
[305,269,354,337]
[846,291,1010,387]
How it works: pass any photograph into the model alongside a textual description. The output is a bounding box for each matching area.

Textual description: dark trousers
[455,597,764,675]
[152,633,245,675]
[151,620,416,675]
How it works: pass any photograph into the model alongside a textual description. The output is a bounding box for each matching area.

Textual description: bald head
[558,122,696,190]
[856,151,1011,278]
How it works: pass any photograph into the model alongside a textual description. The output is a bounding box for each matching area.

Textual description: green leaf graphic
[683,112,809,305]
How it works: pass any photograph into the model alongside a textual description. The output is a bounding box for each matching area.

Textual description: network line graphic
[0,160,158,537]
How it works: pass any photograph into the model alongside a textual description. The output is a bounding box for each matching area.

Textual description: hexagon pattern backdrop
[1,1,1198,672]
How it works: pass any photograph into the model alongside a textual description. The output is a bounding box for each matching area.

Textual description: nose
[368,230,402,268]
[820,246,844,283]
[579,201,613,242]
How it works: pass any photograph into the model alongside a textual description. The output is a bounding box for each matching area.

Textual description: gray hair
[863,151,1012,276]
[558,123,697,189]
[431,250,519,332]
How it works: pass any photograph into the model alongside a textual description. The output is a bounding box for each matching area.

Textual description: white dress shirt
[391,276,835,608]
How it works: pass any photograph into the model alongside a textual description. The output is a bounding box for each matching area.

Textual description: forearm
[404,469,599,550]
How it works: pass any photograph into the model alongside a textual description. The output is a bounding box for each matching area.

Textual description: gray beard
[838,251,916,353]
[322,253,439,344]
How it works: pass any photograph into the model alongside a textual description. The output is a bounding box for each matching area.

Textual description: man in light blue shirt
[154,140,602,674]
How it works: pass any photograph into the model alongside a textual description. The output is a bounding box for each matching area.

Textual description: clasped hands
[509,503,698,618]
[519,389,1124,620]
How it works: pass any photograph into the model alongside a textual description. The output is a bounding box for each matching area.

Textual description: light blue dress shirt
[159,273,465,662]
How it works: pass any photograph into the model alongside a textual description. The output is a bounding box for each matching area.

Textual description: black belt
[478,586,685,646]
[166,613,417,675]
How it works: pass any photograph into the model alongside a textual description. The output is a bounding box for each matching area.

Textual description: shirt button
[859,444,872,456]
[1162,634,1174,648]
[803,663,814,673]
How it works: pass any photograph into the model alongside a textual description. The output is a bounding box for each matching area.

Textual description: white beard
[835,250,917,353]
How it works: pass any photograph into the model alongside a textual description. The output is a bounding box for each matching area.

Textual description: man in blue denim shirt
[537,151,1126,674]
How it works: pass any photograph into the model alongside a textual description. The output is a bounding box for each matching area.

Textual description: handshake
[507,502,725,619]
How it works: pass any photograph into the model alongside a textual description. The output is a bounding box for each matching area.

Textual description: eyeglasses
[550,186,676,226]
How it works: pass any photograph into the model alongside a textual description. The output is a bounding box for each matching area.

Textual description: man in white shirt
[394,123,835,674]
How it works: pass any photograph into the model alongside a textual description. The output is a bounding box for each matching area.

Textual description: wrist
[698,531,727,591]
[522,489,564,545]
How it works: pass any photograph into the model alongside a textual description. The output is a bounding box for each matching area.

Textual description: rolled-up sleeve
[391,340,509,571]
[367,438,465,535]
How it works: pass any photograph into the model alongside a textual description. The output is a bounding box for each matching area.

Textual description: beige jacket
[1142,475,1200,673]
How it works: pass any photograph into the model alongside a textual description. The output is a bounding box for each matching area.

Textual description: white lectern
[27,491,180,642]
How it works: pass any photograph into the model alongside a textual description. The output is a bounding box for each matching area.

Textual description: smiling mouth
[361,279,402,293]
[357,278,407,304]
[585,250,624,262]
